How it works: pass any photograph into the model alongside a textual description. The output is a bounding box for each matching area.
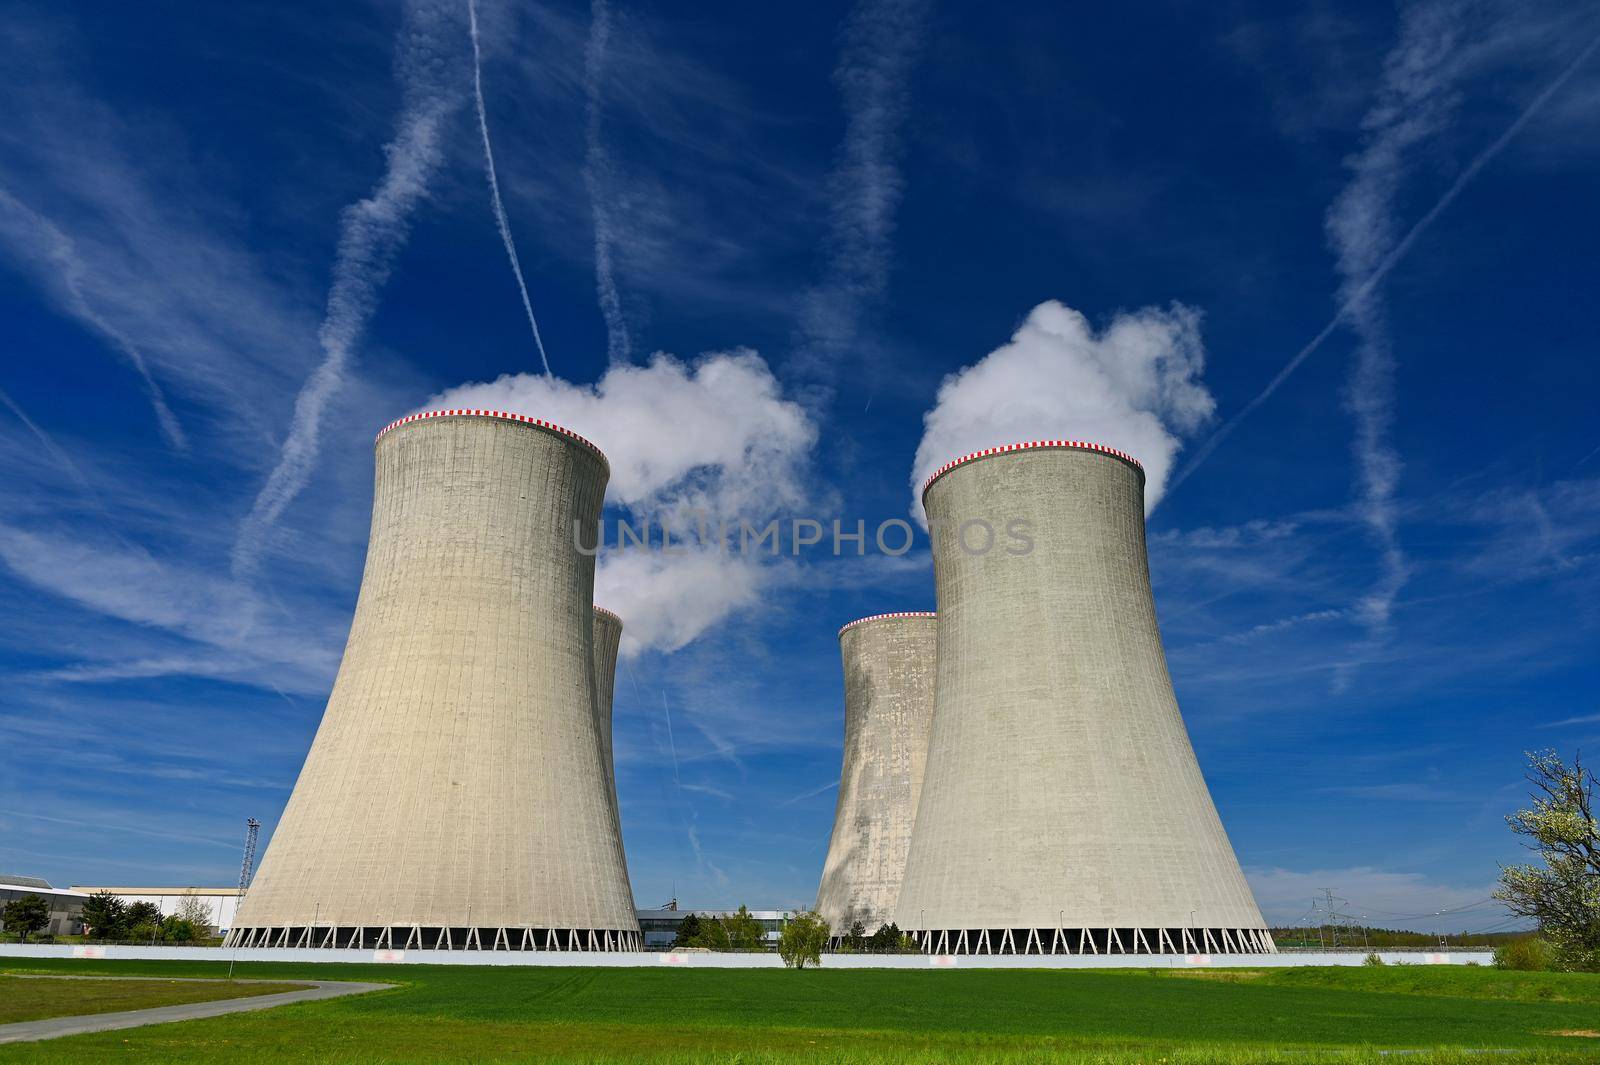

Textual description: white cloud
[911,300,1214,521]
[429,350,817,653]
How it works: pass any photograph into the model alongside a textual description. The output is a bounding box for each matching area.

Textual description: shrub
[1493,937,1555,971]
[1363,952,1385,966]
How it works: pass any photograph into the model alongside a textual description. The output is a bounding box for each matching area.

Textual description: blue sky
[1,0,1596,935]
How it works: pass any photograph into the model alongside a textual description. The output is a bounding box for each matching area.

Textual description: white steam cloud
[232,1,462,577]
[469,0,553,376]
[911,300,1214,522]
[429,350,816,652]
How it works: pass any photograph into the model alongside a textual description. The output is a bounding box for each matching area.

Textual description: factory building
[815,612,937,942]
[227,410,640,951]
[892,441,1273,955]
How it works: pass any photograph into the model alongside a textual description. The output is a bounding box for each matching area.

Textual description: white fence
[0,944,1494,969]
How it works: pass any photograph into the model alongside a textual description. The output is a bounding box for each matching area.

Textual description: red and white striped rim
[921,440,1143,498]
[376,409,608,468]
[593,604,624,626]
[838,611,937,638]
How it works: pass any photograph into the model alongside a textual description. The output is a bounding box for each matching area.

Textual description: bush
[1493,937,1555,971]
[1362,952,1385,966]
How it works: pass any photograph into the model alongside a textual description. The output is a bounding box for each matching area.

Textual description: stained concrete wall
[591,606,624,839]
[895,443,1268,937]
[234,412,638,937]
[816,613,937,937]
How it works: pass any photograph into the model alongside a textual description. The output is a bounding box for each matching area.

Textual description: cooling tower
[592,605,623,822]
[229,409,641,951]
[815,612,937,942]
[894,441,1273,956]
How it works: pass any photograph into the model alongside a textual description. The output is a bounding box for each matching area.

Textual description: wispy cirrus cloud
[583,0,630,363]
[233,0,468,577]
[795,0,929,385]
[1325,0,1468,632]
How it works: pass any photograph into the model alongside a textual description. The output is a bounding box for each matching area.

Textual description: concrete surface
[0,974,391,1044]
[897,444,1270,946]
[816,613,938,936]
[231,412,638,945]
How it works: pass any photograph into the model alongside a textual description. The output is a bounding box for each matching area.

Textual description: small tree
[174,892,214,933]
[779,911,829,969]
[1494,750,1600,972]
[2,894,51,942]
[671,913,703,947]
[722,905,766,950]
[843,920,867,953]
[81,891,127,941]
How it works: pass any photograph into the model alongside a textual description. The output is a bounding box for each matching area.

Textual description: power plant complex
[822,441,1273,955]
[227,408,1266,956]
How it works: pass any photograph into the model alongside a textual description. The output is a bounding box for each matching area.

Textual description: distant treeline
[1269,926,1534,950]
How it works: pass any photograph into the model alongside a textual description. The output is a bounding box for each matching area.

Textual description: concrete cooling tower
[815,612,937,942]
[894,441,1273,956]
[591,605,624,829]
[229,409,641,951]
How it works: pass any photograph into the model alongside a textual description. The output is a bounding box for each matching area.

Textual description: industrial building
[816,612,937,941]
[891,440,1273,955]
[228,410,640,951]
[71,886,237,934]
[635,906,800,950]
[0,875,86,937]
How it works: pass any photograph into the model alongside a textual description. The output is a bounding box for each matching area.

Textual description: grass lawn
[0,976,309,1024]
[0,958,1597,1062]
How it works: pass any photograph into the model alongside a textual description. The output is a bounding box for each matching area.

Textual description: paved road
[0,975,392,1044]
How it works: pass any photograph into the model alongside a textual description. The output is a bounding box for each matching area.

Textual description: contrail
[0,382,94,493]
[1326,2,1466,630]
[660,690,682,787]
[584,0,630,363]
[797,0,928,383]
[0,188,186,450]
[468,0,553,376]
[234,3,461,577]
[1169,28,1600,496]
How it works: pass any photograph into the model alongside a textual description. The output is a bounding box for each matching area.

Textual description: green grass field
[0,976,308,1024]
[1,958,1597,1063]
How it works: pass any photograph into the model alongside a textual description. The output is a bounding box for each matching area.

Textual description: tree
[162,918,201,943]
[692,918,732,951]
[722,905,766,951]
[671,913,703,947]
[843,920,867,953]
[2,894,50,942]
[779,911,829,969]
[867,922,906,953]
[174,892,214,933]
[1494,750,1600,972]
[81,891,127,941]
[126,901,162,927]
